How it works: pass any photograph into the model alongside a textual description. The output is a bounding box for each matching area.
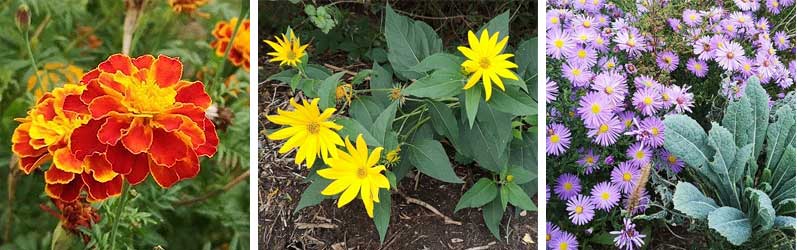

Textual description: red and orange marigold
[12,84,123,202]
[74,54,219,188]
[211,18,250,71]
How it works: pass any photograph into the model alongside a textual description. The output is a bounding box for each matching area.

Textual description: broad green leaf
[589,233,615,245]
[744,77,769,161]
[663,114,715,171]
[384,5,442,80]
[410,52,461,73]
[482,198,504,240]
[746,188,775,231]
[511,133,538,197]
[305,64,333,79]
[766,105,796,204]
[373,189,392,243]
[351,69,373,85]
[336,118,380,146]
[407,139,463,183]
[506,182,535,211]
[295,178,333,213]
[371,63,393,106]
[770,147,796,205]
[777,198,796,215]
[706,123,742,207]
[461,102,512,172]
[722,95,753,148]
[774,216,796,229]
[464,87,481,128]
[731,143,754,185]
[371,102,398,146]
[349,97,382,128]
[515,38,538,94]
[454,178,498,212]
[488,86,536,116]
[426,100,459,144]
[403,70,465,98]
[673,182,718,220]
[385,170,397,189]
[507,165,534,185]
[319,72,345,109]
[478,11,510,42]
[708,207,752,246]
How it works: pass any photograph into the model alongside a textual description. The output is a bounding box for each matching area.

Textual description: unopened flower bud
[15,4,30,33]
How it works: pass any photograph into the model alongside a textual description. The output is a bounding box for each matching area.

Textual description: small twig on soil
[397,190,462,225]
[296,222,338,230]
[464,241,496,250]
[393,8,467,20]
[175,170,250,206]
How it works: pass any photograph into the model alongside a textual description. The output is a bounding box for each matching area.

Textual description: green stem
[109,182,131,250]
[213,4,250,97]
[23,31,42,95]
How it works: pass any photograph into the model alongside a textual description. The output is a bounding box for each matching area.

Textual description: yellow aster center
[643,97,653,105]
[607,62,615,68]
[695,64,702,70]
[564,182,572,191]
[596,37,604,45]
[664,57,672,64]
[586,157,594,164]
[554,39,564,49]
[547,234,552,241]
[583,21,591,28]
[601,192,610,200]
[559,242,569,250]
[662,93,670,101]
[726,25,734,31]
[690,15,696,21]
[307,121,320,134]
[551,17,560,24]
[572,68,582,76]
[651,127,660,135]
[635,151,645,159]
[743,64,751,71]
[780,37,786,43]
[599,124,609,133]
[668,155,677,164]
[479,57,491,69]
[591,104,601,114]
[627,38,636,47]
[625,120,632,127]
[575,205,583,214]
[773,0,779,6]
[551,134,560,143]
[623,172,632,181]
[125,79,177,114]
[605,86,614,94]
[577,50,587,59]
[579,34,588,41]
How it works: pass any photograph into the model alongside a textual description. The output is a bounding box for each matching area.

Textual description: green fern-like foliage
[665,77,796,247]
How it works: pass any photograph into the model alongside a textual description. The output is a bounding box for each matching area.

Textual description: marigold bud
[15,4,30,32]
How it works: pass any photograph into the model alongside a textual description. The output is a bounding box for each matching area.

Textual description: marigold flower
[168,0,208,14]
[12,84,123,202]
[27,62,84,100]
[264,29,308,68]
[318,134,391,218]
[41,198,100,243]
[266,98,344,168]
[211,18,251,71]
[457,29,519,101]
[74,54,219,188]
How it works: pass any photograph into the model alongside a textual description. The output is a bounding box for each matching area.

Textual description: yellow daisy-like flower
[318,134,391,218]
[457,29,519,101]
[266,98,344,168]
[264,30,309,68]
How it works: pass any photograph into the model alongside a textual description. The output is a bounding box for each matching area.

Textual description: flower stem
[23,31,42,94]
[213,3,250,97]
[109,182,130,250]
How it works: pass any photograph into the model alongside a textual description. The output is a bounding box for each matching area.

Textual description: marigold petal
[88,95,126,118]
[148,128,188,166]
[125,158,150,185]
[195,118,218,157]
[45,179,82,202]
[172,153,200,180]
[132,54,155,69]
[19,154,50,174]
[98,116,132,145]
[53,147,84,174]
[175,81,212,108]
[121,118,154,154]
[70,119,108,160]
[45,167,75,184]
[106,143,138,175]
[80,69,101,84]
[152,55,183,87]
[80,81,106,104]
[82,173,122,201]
[99,54,134,75]
[149,160,179,188]
[85,154,117,183]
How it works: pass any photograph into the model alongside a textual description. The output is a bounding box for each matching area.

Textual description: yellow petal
[489,72,505,91]
[458,46,478,60]
[355,134,369,162]
[338,181,361,208]
[361,182,374,217]
[303,136,319,168]
[278,130,307,153]
[319,108,336,120]
[464,70,482,89]
[483,73,493,101]
[321,179,352,195]
[367,147,384,167]
[267,126,302,141]
[495,68,519,80]
[467,30,480,52]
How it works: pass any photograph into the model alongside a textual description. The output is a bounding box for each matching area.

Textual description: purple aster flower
[555,173,582,200]
[547,28,575,60]
[611,218,646,250]
[566,195,595,225]
[592,71,628,103]
[574,14,596,30]
[590,182,621,211]
[705,7,725,22]
[686,58,708,77]
[546,78,559,104]
[611,161,641,194]
[667,18,682,32]
[656,51,680,72]
[578,149,600,174]
[600,56,618,71]
[550,230,578,250]
[739,57,756,77]
[617,111,635,130]
[693,36,714,61]
[767,0,783,14]
[578,92,615,127]
[593,34,610,52]
[774,31,791,51]
[546,222,562,245]
[633,75,661,90]
[633,87,663,116]
[716,41,745,71]
[669,85,694,113]
[756,53,779,83]
[632,117,665,148]
[660,150,684,173]
[546,11,563,30]
[587,115,623,146]
[626,142,652,167]
[604,155,615,165]
[546,185,550,201]
[573,27,597,45]
[562,63,593,87]
[682,9,702,27]
[790,60,796,79]
[615,29,647,57]
[734,0,760,11]
[567,45,598,68]
[547,123,572,156]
